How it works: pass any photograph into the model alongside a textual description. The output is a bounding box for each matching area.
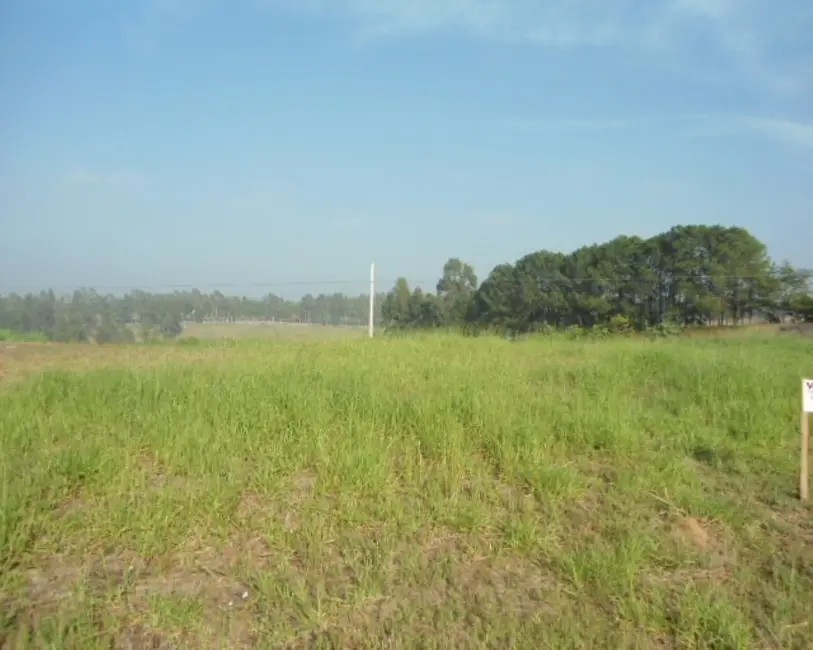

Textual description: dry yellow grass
[181,321,366,340]
[0,342,231,386]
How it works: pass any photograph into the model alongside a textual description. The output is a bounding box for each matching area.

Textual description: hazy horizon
[2,0,812,299]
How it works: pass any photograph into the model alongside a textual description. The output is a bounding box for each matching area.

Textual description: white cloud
[501,116,669,133]
[502,112,813,154]
[507,118,631,131]
[130,0,812,94]
[664,0,813,93]
[501,113,719,134]
[262,0,661,45]
[681,114,813,152]
[737,117,813,151]
[256,0,812,94]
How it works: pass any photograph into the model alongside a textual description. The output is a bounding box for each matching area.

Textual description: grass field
[181,322,366,340]
[1,333,813,649]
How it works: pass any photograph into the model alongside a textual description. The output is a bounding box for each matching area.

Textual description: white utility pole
[368,262,375,338]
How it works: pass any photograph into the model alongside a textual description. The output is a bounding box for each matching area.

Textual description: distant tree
[408,288,444,328]
[160,314,183,339]
[0,223,807,341]
[95,313,135,344]
[468,263,519,330]
[436,258,477,325]
[465,224,801,333]
[382,278,413,328]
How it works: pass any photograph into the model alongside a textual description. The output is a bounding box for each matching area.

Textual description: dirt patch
[671,516,712,551]
[24,556,84,606]
[7,548,257,649]
[115,623,176,650]
[235,493,267,520]
[288,561,561,647]
[53,490,93,519]
[17,525,554,648]
[22,548,249,608]
[237,471,316,515]
[134,450,199,493]
[753,502,813,583]
[235,471,318,532]
[460,474,539,516]
[283,529,563,648]
[665,513,737,573]
[288,470,317,499]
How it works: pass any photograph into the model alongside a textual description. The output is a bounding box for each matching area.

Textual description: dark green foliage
[2,224,810,341]
[382,225,811,334]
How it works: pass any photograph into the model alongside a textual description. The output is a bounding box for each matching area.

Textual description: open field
[2,333,813,648]
[180,322,367,341]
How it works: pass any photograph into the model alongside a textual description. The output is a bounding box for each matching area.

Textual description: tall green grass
[1,334,812,648]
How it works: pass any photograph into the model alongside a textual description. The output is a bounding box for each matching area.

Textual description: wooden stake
[802,410,810,502]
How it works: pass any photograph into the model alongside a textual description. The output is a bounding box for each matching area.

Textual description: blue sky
[1,0,811,298]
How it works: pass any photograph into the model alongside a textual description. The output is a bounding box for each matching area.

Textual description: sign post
[802,379,813,501]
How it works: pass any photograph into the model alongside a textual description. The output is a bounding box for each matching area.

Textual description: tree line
[382,225,813,333]
[0,288,385,343]
[1,224,811,343]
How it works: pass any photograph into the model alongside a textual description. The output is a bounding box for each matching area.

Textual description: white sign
[804,379,813,414]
